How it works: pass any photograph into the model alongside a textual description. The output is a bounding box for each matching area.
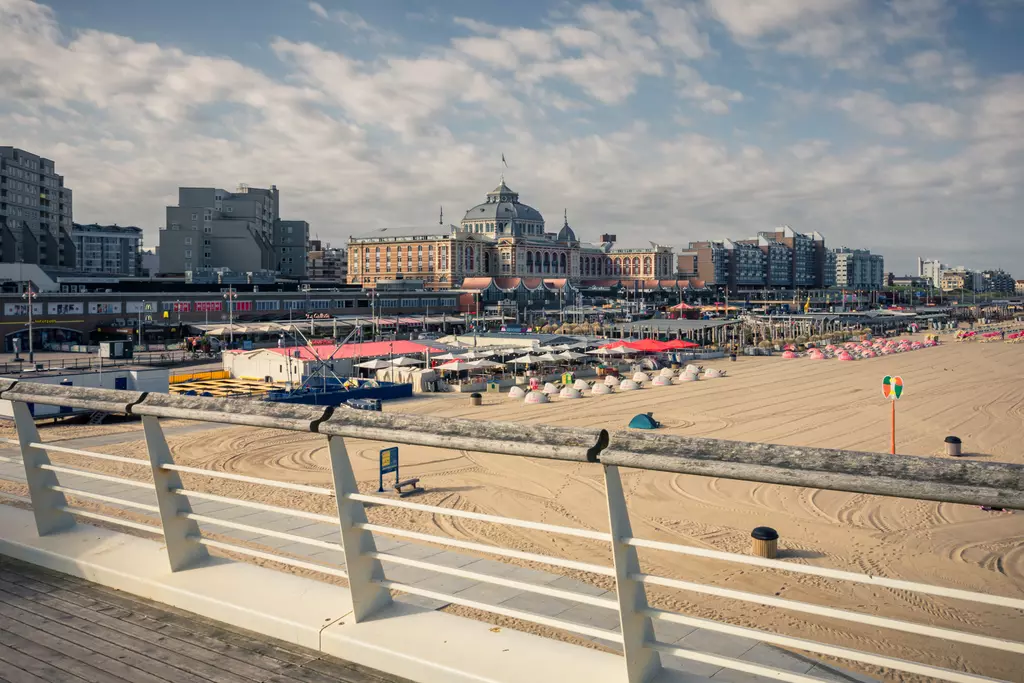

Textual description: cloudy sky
[3,0,1023,274]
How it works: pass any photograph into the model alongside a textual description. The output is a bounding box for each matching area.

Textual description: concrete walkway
[0,435,872,683]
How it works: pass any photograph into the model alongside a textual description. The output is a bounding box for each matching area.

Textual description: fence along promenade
[0,379,1021,683]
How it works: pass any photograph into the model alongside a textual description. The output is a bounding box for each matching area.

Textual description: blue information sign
[379,447,399,493]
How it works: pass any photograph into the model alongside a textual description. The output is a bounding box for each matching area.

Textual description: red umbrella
[662,339,699,350]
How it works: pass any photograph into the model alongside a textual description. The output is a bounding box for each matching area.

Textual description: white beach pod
[703,369,723,379]
[618,379,640,391]
[678,372,699,382]
[507,385,527,399]
[652,375,672,386]
[686,364,701,375]
[573,379,590,391]
[659,368,675,377]
[632,372,651,383]
[559,387,583,399]
[542,382,560,395]
[604,375,621,386]
[590,383,612,395]
[524,391,550,404]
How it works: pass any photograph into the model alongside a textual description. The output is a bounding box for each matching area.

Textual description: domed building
[347,177,674,289]
[460,180,545,238]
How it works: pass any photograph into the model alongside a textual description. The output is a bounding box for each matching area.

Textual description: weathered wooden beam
[0,382,145,415]
[318,409,608,463]
[600,432,1024,509]
[131,393,330,432]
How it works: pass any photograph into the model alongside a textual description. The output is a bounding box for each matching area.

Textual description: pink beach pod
[837,351,854,361]
[782,351,798,359]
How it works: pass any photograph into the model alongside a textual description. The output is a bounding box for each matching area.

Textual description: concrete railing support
[12,401,75,536]
[142,416,208,571]
[328,435,392,621]
[604,464,661,682]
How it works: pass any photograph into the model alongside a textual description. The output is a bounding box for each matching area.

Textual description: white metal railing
[0,382,1021,683]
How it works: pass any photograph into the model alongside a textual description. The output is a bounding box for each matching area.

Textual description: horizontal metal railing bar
[57,506,165,535]
[644,608,1006,683]
[162,464,334,496]
[357,522,616,577]
[375,578,624,643]
[182,513,342,551]
[38,464,153,489]
[348,493,612,542]
[627,536,1024,611]
[0,455,20,465]
[368,551,619,610]
[170,488,338,524]
[28,442,149,467]
[194,536,349,579]
[50,485,159,513]
[635,573,1024,655]
[647,640,851,683]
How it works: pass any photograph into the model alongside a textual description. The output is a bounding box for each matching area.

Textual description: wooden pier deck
[0,556,412,683]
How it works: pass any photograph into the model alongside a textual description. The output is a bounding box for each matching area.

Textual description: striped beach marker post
[883,375,904,454]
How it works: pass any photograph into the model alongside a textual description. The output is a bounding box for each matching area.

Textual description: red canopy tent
[662,339,699,350]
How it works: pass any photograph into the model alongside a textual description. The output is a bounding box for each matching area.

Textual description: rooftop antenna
[439,205,443,226]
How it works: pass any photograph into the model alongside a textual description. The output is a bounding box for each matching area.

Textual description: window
[226,206,233,212]
[185,237,193,245]
[287,225,293,234]
[184,250,192,258]
[191,213,197,220]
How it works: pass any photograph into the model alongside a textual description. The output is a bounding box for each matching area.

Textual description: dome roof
[462,178,544,224]
[555,209,576,243]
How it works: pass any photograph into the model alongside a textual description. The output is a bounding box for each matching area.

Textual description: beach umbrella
[462,349,495,359]
[468,359,504,370]
[535,352,563,363]
[510,354,542,365]
[432,352,464,361]
[662,339,699,350]
[558,351,588,361]
[437,360,475,371]
[390,356,423,366]
[536,345,561,352]
[355,359,391,369]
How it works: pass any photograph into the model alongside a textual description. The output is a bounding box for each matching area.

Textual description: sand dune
[21,341,1024,680]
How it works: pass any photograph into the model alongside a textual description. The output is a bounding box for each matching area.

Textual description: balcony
[0,383,1020,683]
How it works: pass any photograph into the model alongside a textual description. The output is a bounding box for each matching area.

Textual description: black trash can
[751,526,779,558]
[945,436,962,457]
[470,392,482,407]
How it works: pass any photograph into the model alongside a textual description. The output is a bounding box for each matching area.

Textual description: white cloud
[676,64,743,114]
[306,1,397,44]
[833,91,963,138]
[0,0,1021,272]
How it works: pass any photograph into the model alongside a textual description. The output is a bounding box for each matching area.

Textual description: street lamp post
[137,299,145,349]
[223,287,237,347]
[21,284,36,363]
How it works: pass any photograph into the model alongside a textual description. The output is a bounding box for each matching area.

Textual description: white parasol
[389,356,423,366]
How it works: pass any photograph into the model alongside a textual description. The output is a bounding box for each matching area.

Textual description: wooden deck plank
[0,639,86,683]
[0,557,413,683]
[0,579,253,683]
[0,597,175,683]
[0,568,346,683]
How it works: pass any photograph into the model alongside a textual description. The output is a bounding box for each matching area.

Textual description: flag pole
[890,399,896,455]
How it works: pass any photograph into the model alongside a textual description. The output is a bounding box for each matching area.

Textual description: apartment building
[0,147,74,267]
[832,248,885,289]
[307,240,348,281]
[159,184,307,277]
[71,223,143,276]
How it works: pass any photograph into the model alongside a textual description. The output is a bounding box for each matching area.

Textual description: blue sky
[3,0,1023,273]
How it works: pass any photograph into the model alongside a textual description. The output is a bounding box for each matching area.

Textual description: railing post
[327,434,391,621]
[12,401,76,536]
[142,415,208,571]
[604,464,661,682]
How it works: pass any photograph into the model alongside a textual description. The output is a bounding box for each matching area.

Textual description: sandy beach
[8,339,1023,680]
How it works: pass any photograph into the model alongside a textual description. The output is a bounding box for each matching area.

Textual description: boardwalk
[0,556,412,683]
